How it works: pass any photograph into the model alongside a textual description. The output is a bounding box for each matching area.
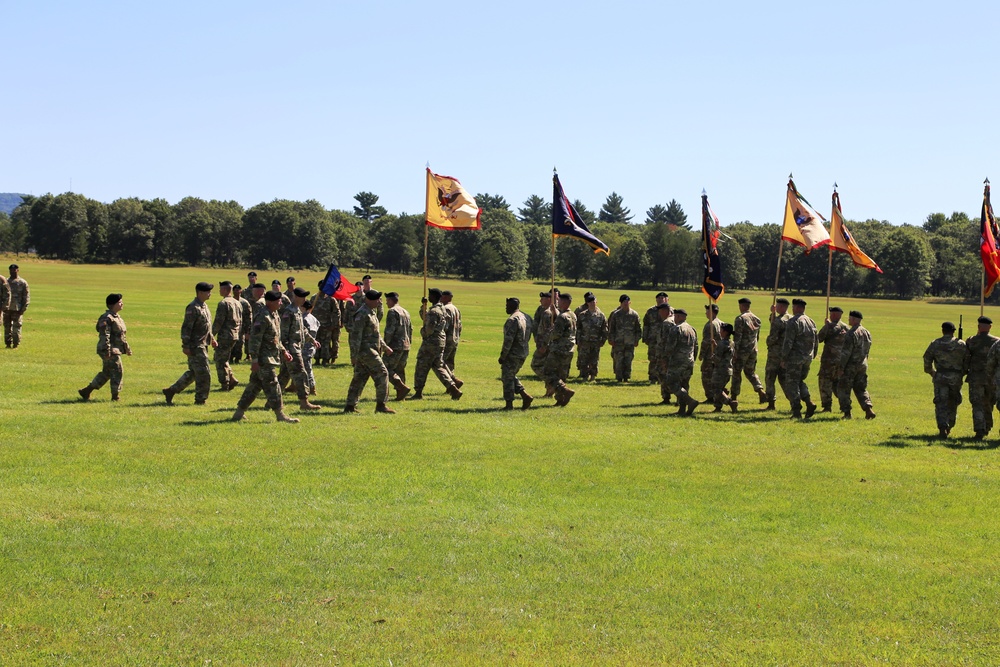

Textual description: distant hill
[0,193,26,216]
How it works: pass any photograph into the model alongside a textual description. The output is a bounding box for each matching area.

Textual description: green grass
[2,258,1000,665]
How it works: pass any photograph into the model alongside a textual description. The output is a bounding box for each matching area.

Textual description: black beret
[264,291,281,302]
[196,282,214,291]
[286,276,295,282]
[302,300,313,310]
[428,288,442,297]
[365,289,382,300]
[585,294,596,302]
[233,284,242,290]
[584,291,595,299]
[792,298,807,306]
[247,271,257,278]
[776,298,790,305]
[251,282,266,291]
[271,279,282,286]
[619,294,630,303]
[560,293,572,302]
[219,280,232,288]
[106,293,122,307]
[354,281,363,287]
[980,316,993,325]
[656,303,670,310]
[442,290,454,297]
[721,323,734,334]
[656,292,668,298]
[705,303,719,312]
[673,308,687,316]
[9,264,18,270]
[293,287,310,298]
[738,297,751,304]
[849,310,863,319]
[829,306,843,313]
[385,291,399,300]
[942,321,956,332]
[506,297,520,307]
[363,275,372,280]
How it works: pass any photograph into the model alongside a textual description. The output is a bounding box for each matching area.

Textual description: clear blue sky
[3,0,995,227]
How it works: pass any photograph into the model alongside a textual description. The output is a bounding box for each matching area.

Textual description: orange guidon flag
[831,190,882,273]
[425,168,481,230]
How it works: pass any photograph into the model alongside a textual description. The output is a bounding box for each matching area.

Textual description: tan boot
[449,386,463,401]
[231,409,246,422]
[275,411,300,423]
[375,402,396,414]
[299,398,321,411]
[520,390,534,410]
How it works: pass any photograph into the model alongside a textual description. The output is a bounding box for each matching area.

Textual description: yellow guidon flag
[425,168,481,230]
[831,189,882,273]
[782,177,831,253]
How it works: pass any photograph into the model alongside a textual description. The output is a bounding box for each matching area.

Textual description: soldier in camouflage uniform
[699,303,724,402]
[441,290,462,379]
[230,284,252,364]
[311,280,341,365]
[244,271,263,296]
[731,297,768,406]
[212,281,243,391]
[345,289,397,414]
[660,308,699,416]
[576,293,608,381]
[277,287,321,411]
[964,315,999,439]
[780,298,819,419]
[341,282,364,334]
[837,310,876,420]
[243,283,267,363]
[412,288,462,400]
[764,297,791,410]
[711,323,737,412]
[361,275,385,320]
[499,297,534,410]
[817,306,849,412]
[272,280,292,308]
[643,292,669,383]
[4,264,30,348]
[924,321,968,438]
[382,292,412,400]
[531,291,555,380]
[163,282,217,405]
[78,293,132,402]
[543,293,577,406]
[608,294,641,382]
[0,275,8,315]
[231,291,299,423]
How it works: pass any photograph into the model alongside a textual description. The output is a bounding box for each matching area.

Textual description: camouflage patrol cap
[385,291,399,300]
[829,306,843,313]
[293,287,310,298]
[738,297,751,305]
[942,321,956,332]
[106,293,122,307]
[219,280,232,288]
[979,316,993,325]
[196,282,214,292]
[849,310,863,319]
[364,289,382,300]
[776,298,790,305]
[619,294,630,303]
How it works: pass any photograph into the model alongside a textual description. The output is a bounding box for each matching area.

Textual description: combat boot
[519,390,533,410]
[842,410,852,420]
[344,405,360,413]
[765,400,775,411]
[712,404,723,413]
[448,386,463,401]
[555,387,575,406]
[790,409,802,419]
[454,378,464,389]
[410,389,424,400]
[375,402,396,414]
[308,386,317,396]
[503,400,515,410]
[275,411,300,423]
[110,395,119,402]
[821,403,832,413]
[78,386,93,401]
[757,388,769,404]
[162,387,176,405]
[299,398,321,411]
[685,396,699,416]
[392,378,411,401]
[804,401,817,419]
[228,378,240,391]
[231,409,246,422]
[729,400,739,413]
[544,383,555,398]
[864,408,877,420]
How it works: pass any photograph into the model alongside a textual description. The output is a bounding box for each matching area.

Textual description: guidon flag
[551,173,609,254]
[320,264,360,301]
[782,177,831,253]
[701,191,724,301]
[981,180,1000,298]
[831,189,882,273]
[425,168,481,230]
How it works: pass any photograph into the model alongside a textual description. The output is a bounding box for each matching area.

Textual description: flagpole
[982,267,985,317]
[423,222,429,299]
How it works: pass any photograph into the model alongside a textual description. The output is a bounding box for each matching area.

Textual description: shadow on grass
[620,410,793,423]
[444,404,562,415]
[876,433,1000,450]
[41,398,93,405]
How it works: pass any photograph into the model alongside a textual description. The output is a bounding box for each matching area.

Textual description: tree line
[0,190,987,301]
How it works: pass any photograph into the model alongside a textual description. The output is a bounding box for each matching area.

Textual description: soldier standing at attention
[731,297,768,406]
[230,284,252,364]
[382,291,412,400]
[924,321,968,438]
[278,287,321,411]
[499,297,534,410]
[212,281,243,391]
[411,288,462,400]
[654,303,676,404]
[965,316,999,439]
[661,308,699,416]
[780,298,819,419]
[837,310,876,420]
[608,294,641,382]
[643,292,669,383]
[711,323,737,412]
[699,304,724,402]
[576,292,608,381]
[345,289,397,414]
[0,275,9,315]
[163,282,217,405]
[764,297,791,410]
[531,290,556,380]
[78,293,131,402]
[441,290,463,383]
[245,271,262,295]
[311,280,339,365]
[231,291,299,423]
[4,263,30,348]
[544,293,578,406]
[817,306,849,412]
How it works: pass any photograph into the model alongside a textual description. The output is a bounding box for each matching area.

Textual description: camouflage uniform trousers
[932,371,963,431]
[968,381,995,435]
[763,351,785,401]
[89,353,124,398]
[414,343,456,391]
[303,342,317,392]
[236,363,285,414]
[3,310,24,347]
[711,369,734,407]
[700,357,716,400]
[347,354,389,407]
[731,351,763,399]
[230,338,245,363]
[647,345,661,383]
[780,360,813,412]
[558,350,573,382]
[836,365,873,415]
[818,359,841,409]
[444,343,459,374]
[530,346,548,379]
[543,350,573,393]
[169,346,212,402]
[501,354,528,402]
[278,346,310,400]
[611,344,635,381]
[384,349,409,386]
[214,336,238,387]
[316,324,340,362]
[577,343,601,378]
[663,365,694,404]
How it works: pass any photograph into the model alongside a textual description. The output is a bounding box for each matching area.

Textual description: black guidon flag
[701,192,724,301]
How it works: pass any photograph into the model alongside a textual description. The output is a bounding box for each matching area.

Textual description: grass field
[2,258,999,665]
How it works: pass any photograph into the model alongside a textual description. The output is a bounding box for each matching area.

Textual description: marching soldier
[277,287,321,411]
[212,281,242,391]
[499,297,534,410]
[711,322,737,412]
[660,308,699,416]
[531,290,556,380]
[837,310,876,420]
[654,303,675,404]
[78,293,132,402]
[643,292,668,383]
[924,321,968,438]
[699,303,724,402]
[544,293,577,406]
[230,284,252,364]
[780,298,819,419]
[345,289,397,414]
[231,291,300,423]
[817,306,849,412]
[441,289,463,380]
[965,315,998,439]
[382,291,412,399]
[608,294,641,382]
[764,297,791,410]
[731,297,768,405]
[311,280,341,365]
[0,275,9,315]
[4,263,29,348]
[576,293,608,381]
[163,282,217,405]
[411,288,462,400]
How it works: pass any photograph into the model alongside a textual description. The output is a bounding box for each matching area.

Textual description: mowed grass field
[2,258,1000,666]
